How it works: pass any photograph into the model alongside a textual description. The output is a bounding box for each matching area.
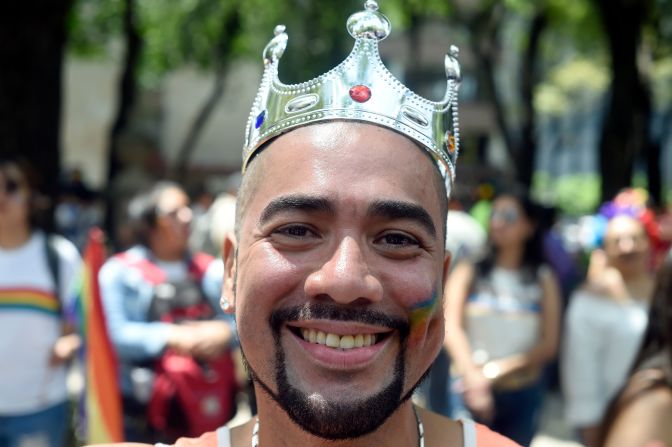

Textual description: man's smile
[275,311,404,371]
[285,322,397,370]
[287,320,394,349]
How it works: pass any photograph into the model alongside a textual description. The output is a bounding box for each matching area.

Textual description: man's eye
[273,225,314,238]
[379,233,419,247]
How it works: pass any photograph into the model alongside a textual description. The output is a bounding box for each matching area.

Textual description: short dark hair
[127,181,183,245]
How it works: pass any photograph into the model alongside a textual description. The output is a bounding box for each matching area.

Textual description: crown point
[365,0,379,11]
[347,1,391,40]
[263,26,288,64]
[445,52,461,83]
[450,45,460,58]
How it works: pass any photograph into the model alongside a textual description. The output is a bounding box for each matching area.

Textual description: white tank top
[210,419,478,447]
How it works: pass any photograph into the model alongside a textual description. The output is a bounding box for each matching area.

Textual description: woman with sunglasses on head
[444,186,562,446]
[598,248,672,447]
[0,156,82,447]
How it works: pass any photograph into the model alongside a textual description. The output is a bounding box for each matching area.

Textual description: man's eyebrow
[368,200,437,238]
[259,195,335,225]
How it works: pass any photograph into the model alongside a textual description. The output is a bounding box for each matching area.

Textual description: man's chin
[274,380,404,440]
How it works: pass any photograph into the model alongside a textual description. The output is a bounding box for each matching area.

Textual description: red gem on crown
[349,84,371,103]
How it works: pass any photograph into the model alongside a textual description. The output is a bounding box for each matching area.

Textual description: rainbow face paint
[408,290,440,342]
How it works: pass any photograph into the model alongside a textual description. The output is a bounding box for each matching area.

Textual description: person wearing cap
[96,2,519,446]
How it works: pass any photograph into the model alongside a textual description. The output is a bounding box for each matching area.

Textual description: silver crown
[243,0,462,193]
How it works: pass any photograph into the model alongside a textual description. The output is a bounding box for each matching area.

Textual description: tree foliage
[66,0,672,209]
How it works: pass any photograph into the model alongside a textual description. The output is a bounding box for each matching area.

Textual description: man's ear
[442,251,452,286]
[221,232,237,314]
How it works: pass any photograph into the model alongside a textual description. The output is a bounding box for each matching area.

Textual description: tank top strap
[216,426,232,447]
[459,418,477,447]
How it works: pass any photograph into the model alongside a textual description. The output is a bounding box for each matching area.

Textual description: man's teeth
[300,329,377,349]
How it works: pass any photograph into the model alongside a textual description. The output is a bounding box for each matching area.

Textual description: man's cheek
[407,289,440,344]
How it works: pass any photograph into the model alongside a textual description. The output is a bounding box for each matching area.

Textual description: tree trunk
[646,131,662,208]
[173,8,241,183]
[467,5,518,165]
[173,67,227,183]
[595,0,652,203]
[103,0,142,242]
[517,9,547,188]
[0,1,72,230]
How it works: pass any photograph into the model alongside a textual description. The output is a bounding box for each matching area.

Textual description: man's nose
[304,236,383,305]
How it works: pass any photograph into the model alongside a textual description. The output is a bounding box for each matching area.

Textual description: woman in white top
[562,214,655,447]
[0,156,82,447]
[599,248,672,447]
[445,187,561,446]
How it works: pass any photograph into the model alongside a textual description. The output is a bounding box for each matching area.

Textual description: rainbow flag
[76,228,124,443]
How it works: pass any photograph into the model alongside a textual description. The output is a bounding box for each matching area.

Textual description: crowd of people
[433,185,672,447]
[3,149,672,447]
[2,2,672,447]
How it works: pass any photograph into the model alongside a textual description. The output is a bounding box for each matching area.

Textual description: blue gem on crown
[242,0,462,195]
[255,110,266,129]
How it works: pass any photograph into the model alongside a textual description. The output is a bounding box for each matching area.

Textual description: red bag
[148,350,238,437]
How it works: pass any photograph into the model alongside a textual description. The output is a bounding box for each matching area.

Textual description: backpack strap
[460,419,477,447]
[189,252,214,282]
[44,234,61,306]
[114,252,167,285]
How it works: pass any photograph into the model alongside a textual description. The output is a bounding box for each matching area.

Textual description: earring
[220,296,234,312]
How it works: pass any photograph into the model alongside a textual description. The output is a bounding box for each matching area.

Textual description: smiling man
[107,2,519,446]
[225,122,450,445]
[210,1,518,444]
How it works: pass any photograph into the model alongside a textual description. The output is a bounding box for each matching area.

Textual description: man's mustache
[270,302,410,339]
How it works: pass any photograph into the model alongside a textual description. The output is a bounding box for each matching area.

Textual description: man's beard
[239,302,430,440]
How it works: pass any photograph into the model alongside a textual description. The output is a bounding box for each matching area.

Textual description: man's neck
[251,397,420,447]
[148,237,184,262]
[0,224,31,249]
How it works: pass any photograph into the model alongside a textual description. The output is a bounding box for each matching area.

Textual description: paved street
[532,392,583,447]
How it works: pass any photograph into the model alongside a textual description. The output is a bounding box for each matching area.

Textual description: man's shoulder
[420,409,521,446]
[171,430,220,447]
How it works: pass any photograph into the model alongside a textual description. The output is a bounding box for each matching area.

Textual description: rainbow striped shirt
[0,287,60,316]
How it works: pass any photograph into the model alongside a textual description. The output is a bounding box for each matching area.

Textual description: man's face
[154,187,192,251]
[224,122,449,439]
[603,215,650,276]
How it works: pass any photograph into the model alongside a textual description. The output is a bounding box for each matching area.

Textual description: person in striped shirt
[0,156,82,447]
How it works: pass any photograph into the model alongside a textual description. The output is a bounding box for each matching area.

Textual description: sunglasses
[490,207,520,225]
[158,205,192,222]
